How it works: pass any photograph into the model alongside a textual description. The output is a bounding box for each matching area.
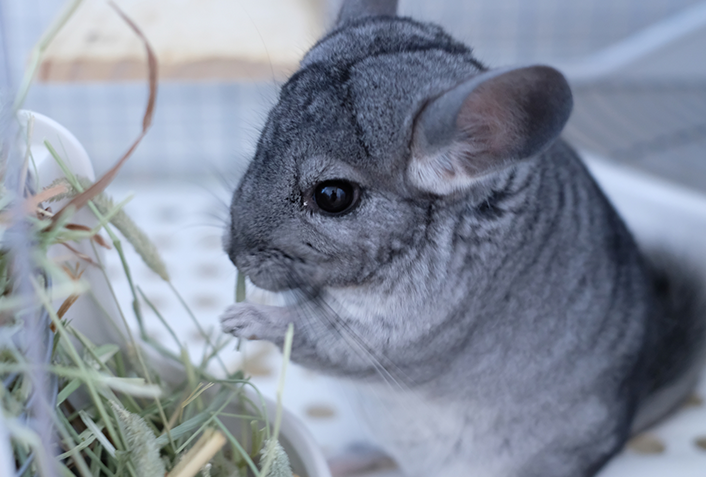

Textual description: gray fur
[221,2,706,476]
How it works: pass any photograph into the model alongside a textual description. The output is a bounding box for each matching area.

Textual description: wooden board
[39,0,327,82]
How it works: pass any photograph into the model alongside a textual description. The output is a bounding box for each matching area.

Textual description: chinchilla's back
[632,253,706,432]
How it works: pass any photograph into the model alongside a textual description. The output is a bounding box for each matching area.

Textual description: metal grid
[1,0,704,191]
[22,81,278,178]
[401,0,703,66]
[565,82,706,192]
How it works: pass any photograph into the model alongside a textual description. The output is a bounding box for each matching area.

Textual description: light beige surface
[40,0,326,82]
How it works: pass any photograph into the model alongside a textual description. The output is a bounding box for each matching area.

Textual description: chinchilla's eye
[313,180,359,215]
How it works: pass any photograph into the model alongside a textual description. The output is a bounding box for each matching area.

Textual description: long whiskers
[281,270,420,399]
[278,273,466,465]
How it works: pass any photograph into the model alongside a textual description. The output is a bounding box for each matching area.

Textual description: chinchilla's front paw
[220,302,290,341]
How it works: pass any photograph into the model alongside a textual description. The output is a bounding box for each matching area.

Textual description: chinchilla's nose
[224,187,251,266]
[225,204,258,267]
[224,182,277,266]
[223,216,241,267]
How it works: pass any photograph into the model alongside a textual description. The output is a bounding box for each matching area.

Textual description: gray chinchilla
[220,1,706,475]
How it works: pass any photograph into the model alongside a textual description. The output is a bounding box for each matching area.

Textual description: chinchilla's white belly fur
[345,381,530,477]
[345,375,618,477]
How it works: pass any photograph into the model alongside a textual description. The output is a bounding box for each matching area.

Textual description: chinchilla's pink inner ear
[336,0,398,25]
[408,65,573,195]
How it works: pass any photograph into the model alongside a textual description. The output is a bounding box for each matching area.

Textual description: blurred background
[3,0,706,187]
[1,1,706,476]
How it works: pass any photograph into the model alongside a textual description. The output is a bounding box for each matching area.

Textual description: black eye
[313,180,359,215]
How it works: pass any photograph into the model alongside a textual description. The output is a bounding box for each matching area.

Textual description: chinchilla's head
[226,0,573,292]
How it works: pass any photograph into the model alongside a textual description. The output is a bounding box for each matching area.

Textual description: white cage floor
[101,176,706,477]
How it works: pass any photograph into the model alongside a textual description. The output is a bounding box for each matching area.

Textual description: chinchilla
[220,1,706,475]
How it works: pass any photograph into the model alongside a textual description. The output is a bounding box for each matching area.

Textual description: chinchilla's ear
[407,65,572,195]
[336,0,398,26]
